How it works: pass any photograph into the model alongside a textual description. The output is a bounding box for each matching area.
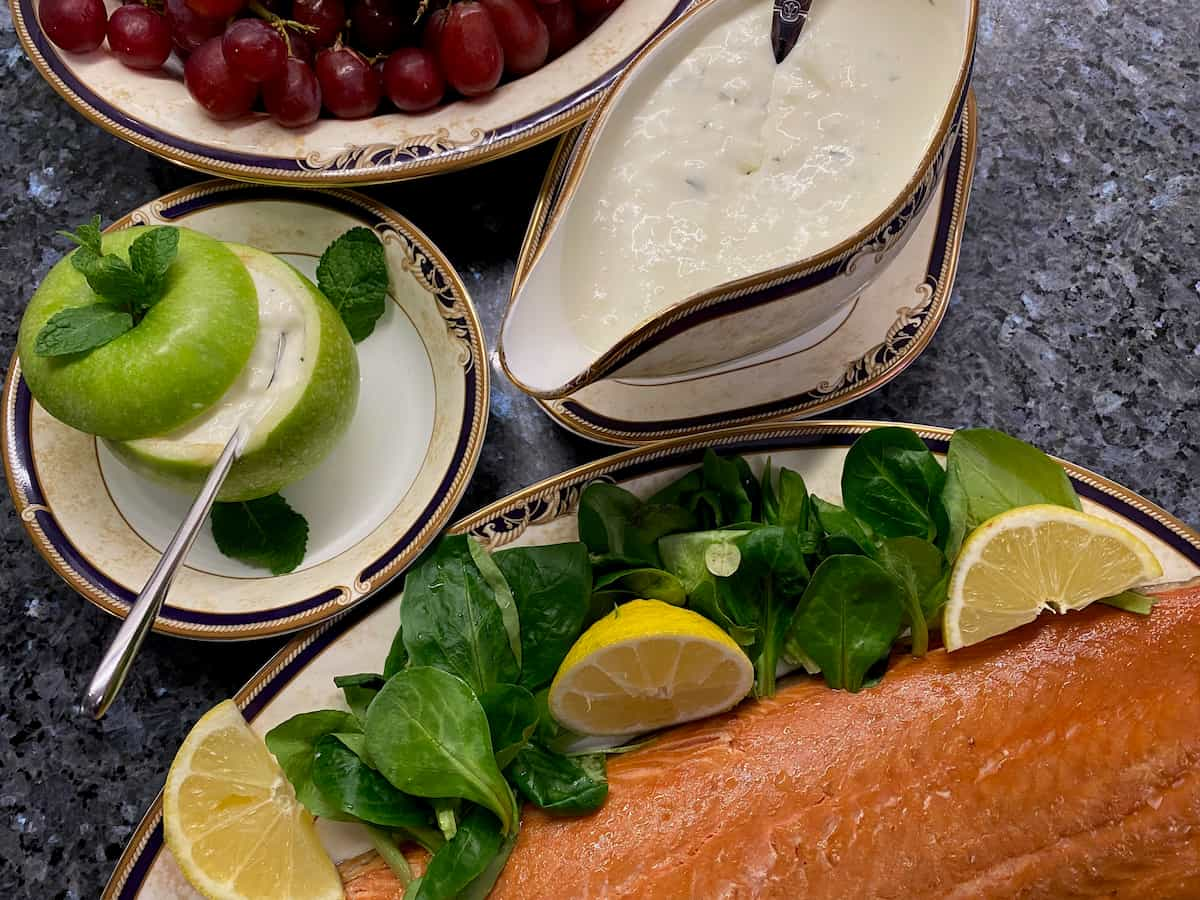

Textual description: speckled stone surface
[0,0,1197,896]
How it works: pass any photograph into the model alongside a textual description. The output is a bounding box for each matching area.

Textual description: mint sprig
[35,218,180,357]
[317,227,389,343]
[211,493,309,575]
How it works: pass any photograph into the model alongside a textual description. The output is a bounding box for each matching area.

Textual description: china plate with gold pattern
[2,181,488,639]
[10,0,689,185]
[535,93,978,446]
[102,418,1200,898]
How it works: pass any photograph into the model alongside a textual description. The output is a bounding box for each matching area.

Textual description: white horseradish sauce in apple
[563,0,963,353]
[157,257,309,448]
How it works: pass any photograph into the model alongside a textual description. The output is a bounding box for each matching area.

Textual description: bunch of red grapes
[38,0,623,127]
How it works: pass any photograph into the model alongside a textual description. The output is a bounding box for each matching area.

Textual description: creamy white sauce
[564,0,962,353]
[160,258,309,448]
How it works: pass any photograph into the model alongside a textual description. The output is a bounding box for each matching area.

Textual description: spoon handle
[80,423,249,720]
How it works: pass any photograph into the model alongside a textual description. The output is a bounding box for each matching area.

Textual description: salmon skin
[341,580,1200,899]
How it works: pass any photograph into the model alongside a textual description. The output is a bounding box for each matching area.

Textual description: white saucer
[2,182,488,639]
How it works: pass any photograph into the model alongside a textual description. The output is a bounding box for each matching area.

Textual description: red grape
[284,28,314,62]
[350,0,409,53]
[184,0,247,20]
[292,0,344,47]
[315,45,380,117]
[222,18,287,81]
[382,46,444,112]
[184,35,258,119]
[574,0,620,15]
[39,0,107,53]
[536,0,576,58]
[438,2,502,97]
[165,0,224,55]
[421,7,446,52]
[481,0,546,76]
[106,5,172,69]
[263,56,321,126]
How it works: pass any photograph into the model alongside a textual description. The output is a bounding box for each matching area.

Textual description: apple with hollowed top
[17,227,258,441]
[106,244,360,502]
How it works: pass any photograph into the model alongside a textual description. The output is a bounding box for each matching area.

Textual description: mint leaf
[85,254,146,303]
[211,493,308,575]
[128,227,179,309]
[317,227,389,342]
[34,304,134,357]
[58,215,103,257]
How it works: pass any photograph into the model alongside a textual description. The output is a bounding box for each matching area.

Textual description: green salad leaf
[810,497,876,557]
[333,672,385,724]
[411,808,508,900]
[479,684,539,769]
[942,428,1081,560]
[590,567,687,621]
[841,427,947,543]
[493,543,591,690]
[210,493,309,575]
[311,734,431,829]
[787,555,906,692]
[578,482,693,571]
[650,450,758,528]
[317,226,389,342]
[401,536,520,695]
[467,538,521,670]
[265,710,360,820]
[364,667,518,834]
[737,526,811,695]
[1100,590,1155,615]
[507,744,608,815]
[761,460,811,531]
[875,537,947,656]
[384,621,408,679]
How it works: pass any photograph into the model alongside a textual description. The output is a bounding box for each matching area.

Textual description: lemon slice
[943,504,1162,651]
[549,599,754,736]
[163,700,344,900]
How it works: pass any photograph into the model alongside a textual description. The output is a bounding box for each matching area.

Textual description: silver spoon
[772,0,814,64]
[80,335,286,720]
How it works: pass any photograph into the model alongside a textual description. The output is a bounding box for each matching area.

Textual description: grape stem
[247,0,318,38]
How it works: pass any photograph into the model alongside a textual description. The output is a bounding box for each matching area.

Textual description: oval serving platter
[9,0,689,185]
[102,420,1200,898]
[2,181,489,640]
[537,92,977,445]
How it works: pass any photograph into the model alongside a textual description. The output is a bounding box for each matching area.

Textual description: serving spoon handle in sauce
[80,335,286,720]
[772,0,814,63]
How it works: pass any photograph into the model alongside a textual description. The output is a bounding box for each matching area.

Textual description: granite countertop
[1,0,1197,895]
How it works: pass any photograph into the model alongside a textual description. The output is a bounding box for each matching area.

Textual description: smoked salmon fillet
[341,579,1200,899]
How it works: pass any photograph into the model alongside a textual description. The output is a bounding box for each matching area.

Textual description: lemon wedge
[549,599,754,736]
[943,504,1162,651]
[163,700,344,900]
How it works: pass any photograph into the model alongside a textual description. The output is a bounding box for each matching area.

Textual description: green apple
[106,244,360,502]
[17,227,259,440]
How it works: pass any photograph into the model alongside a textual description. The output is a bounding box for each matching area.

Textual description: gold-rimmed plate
[2,181,489,639]
[534,92,978,445]
[9,0,689,185]
[102,418,1200,897]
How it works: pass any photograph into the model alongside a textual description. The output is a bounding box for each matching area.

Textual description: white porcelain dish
[10,0,689,184]
[538,93,978,444]
[2,181,488,639]
[500,0,978,398]
[101,419,1200,898]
